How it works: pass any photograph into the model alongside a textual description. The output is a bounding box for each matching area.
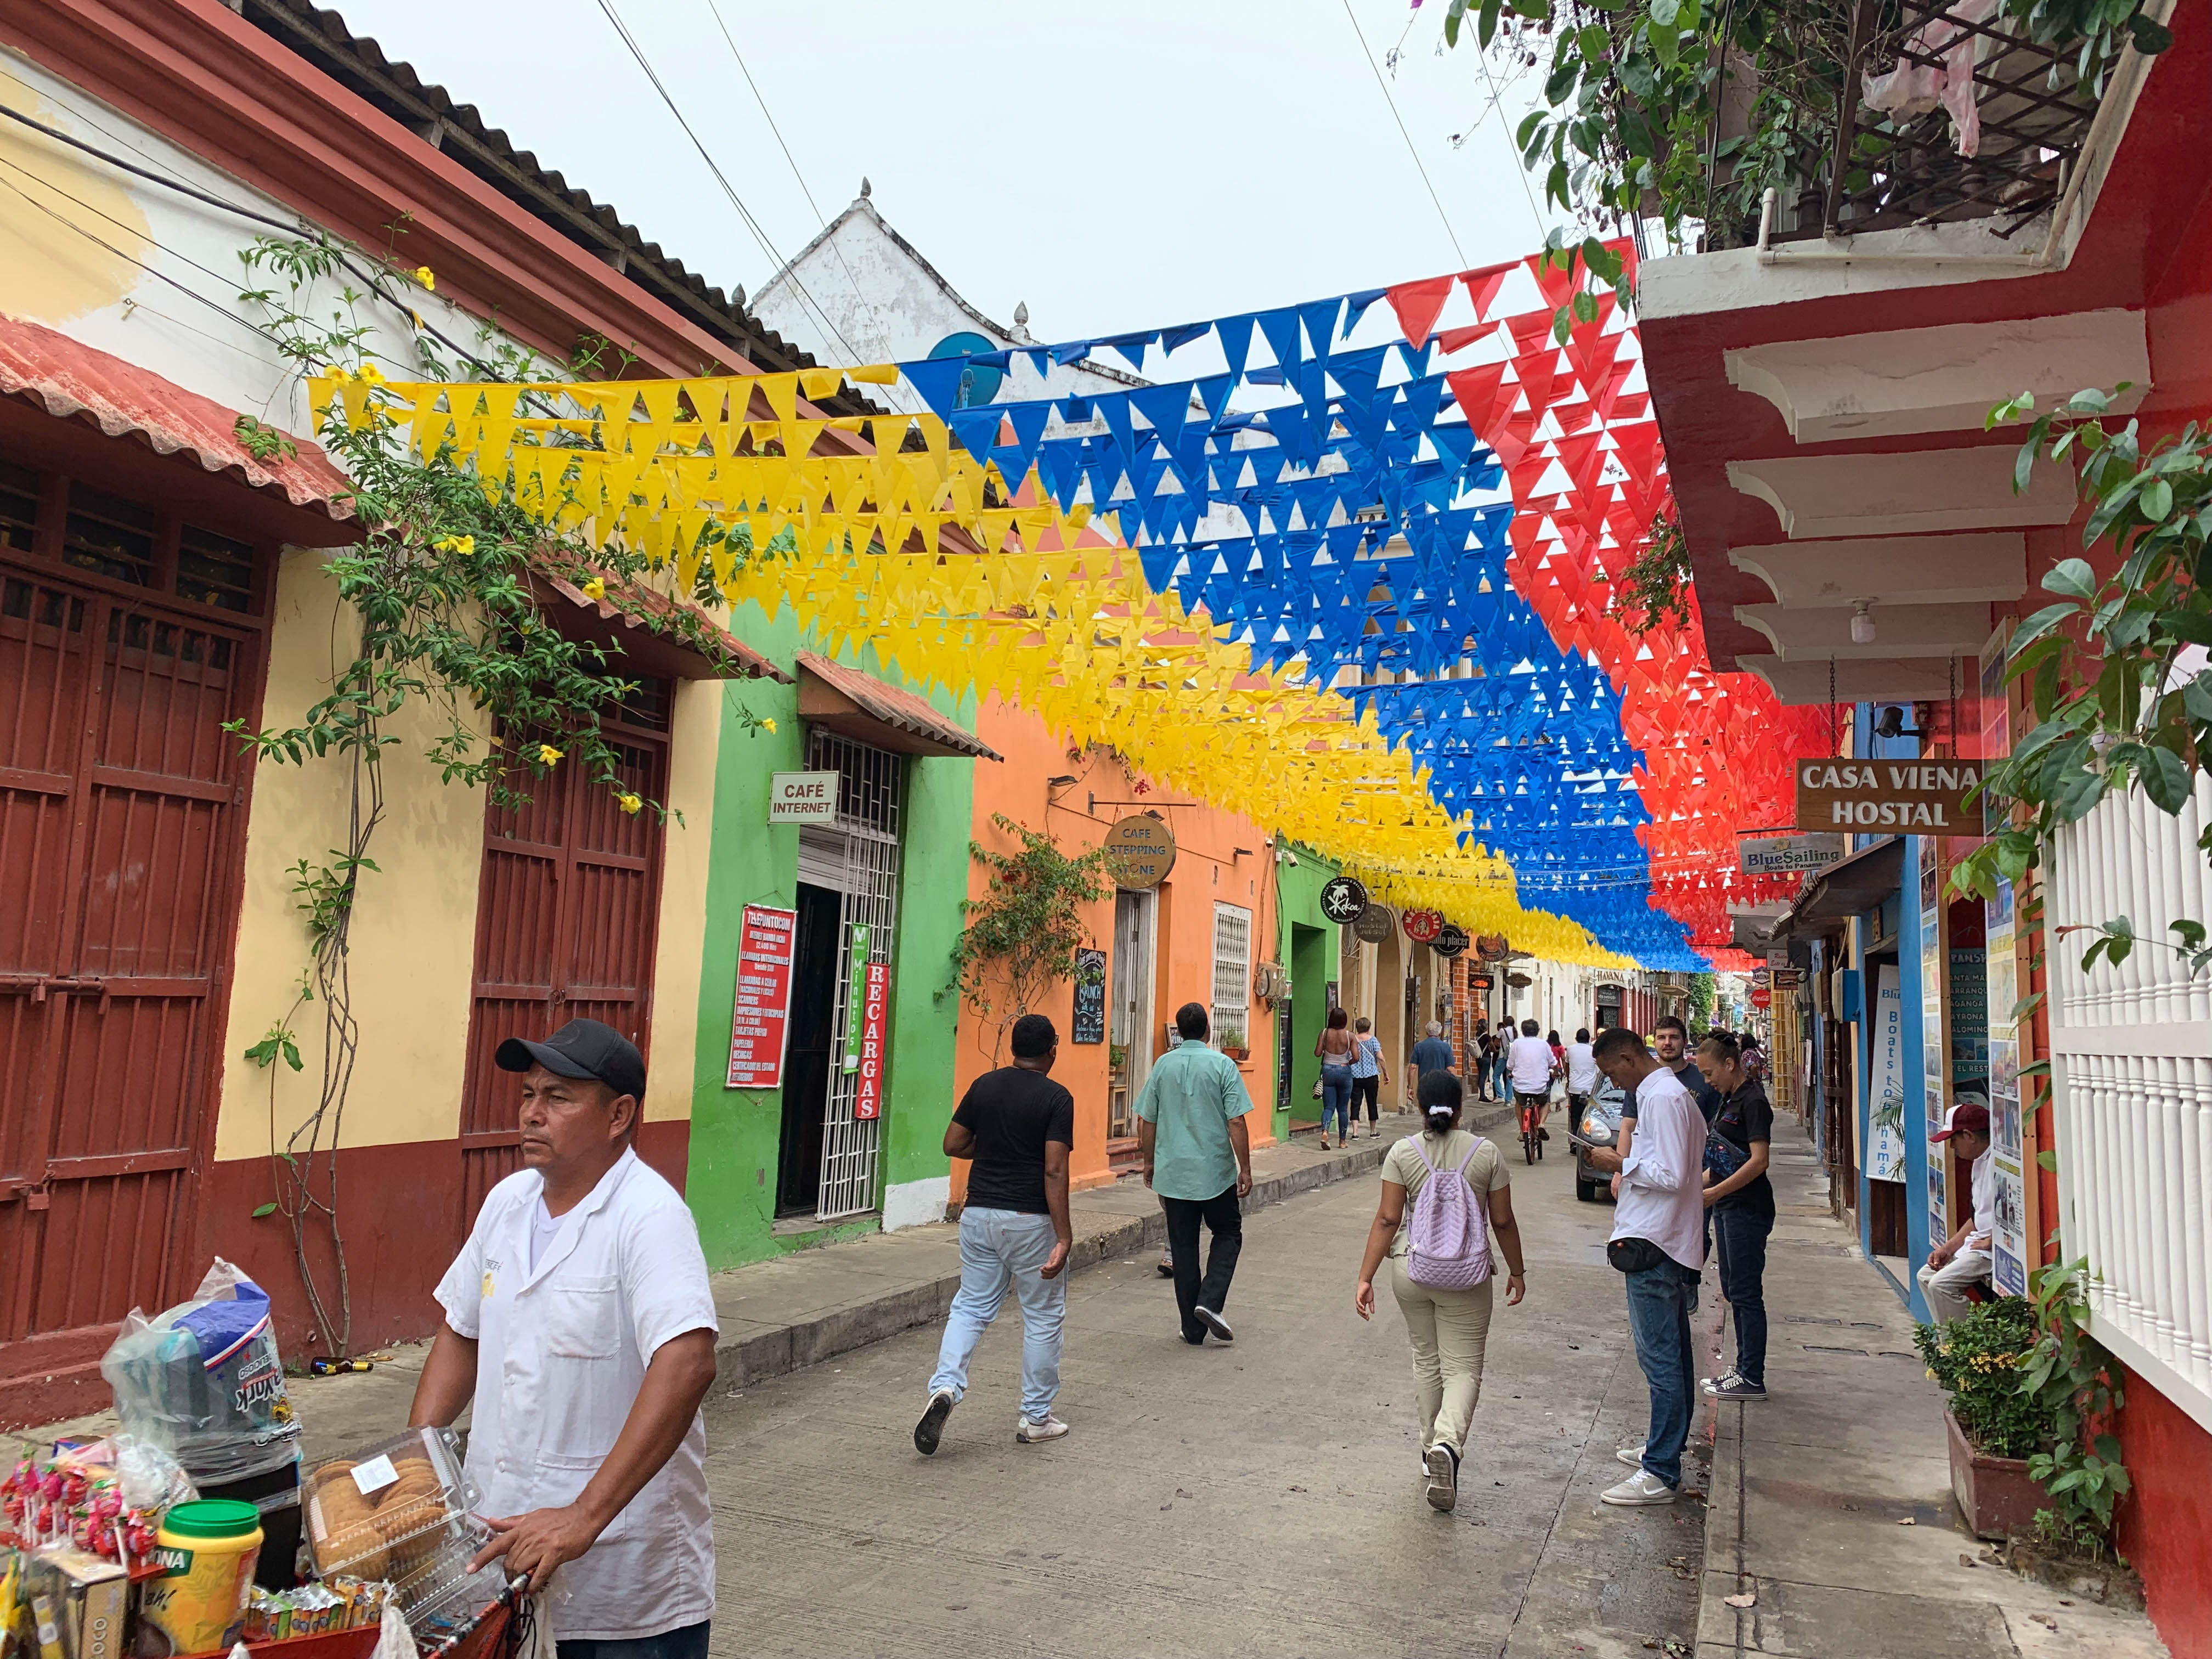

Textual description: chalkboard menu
[1071,948,1107,1044]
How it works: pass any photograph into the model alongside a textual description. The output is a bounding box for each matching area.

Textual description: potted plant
[1216,1027,1248,1062]
[1914,1297,2050,1539]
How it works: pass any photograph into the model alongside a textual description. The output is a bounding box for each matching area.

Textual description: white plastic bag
[373,1599,415,1659]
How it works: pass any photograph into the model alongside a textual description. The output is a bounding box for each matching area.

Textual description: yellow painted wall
[215,549,719,1160]
[0,62,149,324]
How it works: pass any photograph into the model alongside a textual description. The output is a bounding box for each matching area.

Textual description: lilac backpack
[1402,1134,1494,1290]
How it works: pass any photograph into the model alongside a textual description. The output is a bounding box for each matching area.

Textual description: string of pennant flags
[315,241,1826,972]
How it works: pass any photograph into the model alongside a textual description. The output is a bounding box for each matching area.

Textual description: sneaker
[913,1390,956,1456]
[1601,1469,1677,1506]
[1709,1376,1768,1401]
[1615,1443,1646,1468]
[1155,1257,1175,1278]
[1701,1370,1742,1396]
[1193,1305,1234,1344]
[1016,1414,1070,1443]
[1424,1444,1459,1513]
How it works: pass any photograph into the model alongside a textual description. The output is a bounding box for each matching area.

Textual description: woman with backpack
[1354,1069,1527,1513]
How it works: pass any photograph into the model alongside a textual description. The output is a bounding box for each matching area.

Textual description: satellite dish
[927,331,1003,408]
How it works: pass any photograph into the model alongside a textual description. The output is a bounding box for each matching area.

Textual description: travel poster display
[1870,963,1908,1183]
[726,904,798,1089]
[1920,853,1947,1238]
[1985,878,2029,1296]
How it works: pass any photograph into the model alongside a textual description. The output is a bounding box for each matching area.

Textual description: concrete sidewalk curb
[719,1099,1520,1389]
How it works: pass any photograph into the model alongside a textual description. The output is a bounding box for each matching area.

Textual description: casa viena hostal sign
[1793,758,1987,832]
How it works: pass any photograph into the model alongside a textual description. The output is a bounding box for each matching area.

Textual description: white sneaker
[1193,1305,1235,1344]
[913,1390,956,1456]
[1424,1444,1459,1513]
[1616,1443,1646,1468]
[1017,1414,1070,1443]
[1601,1469,1677,1506]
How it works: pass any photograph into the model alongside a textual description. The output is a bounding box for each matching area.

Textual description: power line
[1479,50,1549,242]
[594,0,869,369]
[697,0,878,358]
[1341,0,1466,267]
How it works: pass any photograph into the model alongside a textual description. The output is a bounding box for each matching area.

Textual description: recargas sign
[1793,759,1987,832]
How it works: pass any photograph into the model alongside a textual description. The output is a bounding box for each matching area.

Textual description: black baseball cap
[496,1017,646,1102]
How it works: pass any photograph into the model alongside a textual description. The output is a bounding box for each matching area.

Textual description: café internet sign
[1794,759,1987,832]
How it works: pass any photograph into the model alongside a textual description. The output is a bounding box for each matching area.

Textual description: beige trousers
[1391,1259,1496,1455]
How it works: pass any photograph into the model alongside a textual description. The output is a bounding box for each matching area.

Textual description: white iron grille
[808,730,906,1221]
[1211,901,1252,1049]
[2049,771,2212,1432]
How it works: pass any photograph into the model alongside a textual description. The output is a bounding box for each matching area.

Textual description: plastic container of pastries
[302,1429,505,1630]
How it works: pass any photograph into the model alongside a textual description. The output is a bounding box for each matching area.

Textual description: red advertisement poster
[853,960,890,1120]
[726,905,797,1089]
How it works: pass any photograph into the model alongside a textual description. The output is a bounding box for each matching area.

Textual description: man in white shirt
[1917,1103,1995,1325]
[1582,1028,1706,1507]
[410,1019,720,1658]
[1564,1028,1600,1113]
[1507,1019,1558,1139]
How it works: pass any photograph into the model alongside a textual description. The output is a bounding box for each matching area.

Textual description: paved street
[698,1129,1708,1659]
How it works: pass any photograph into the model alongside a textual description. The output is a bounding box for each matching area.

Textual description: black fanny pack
[1606,1236,1669,1274]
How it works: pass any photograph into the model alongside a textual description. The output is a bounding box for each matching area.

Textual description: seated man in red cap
[1917,1102,1994,1325]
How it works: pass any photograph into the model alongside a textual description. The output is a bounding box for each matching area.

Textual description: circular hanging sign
[1103,813,1176,891]
[1318,874,1369,924]
[1352,902,1395,945]
[1750,985,1773,1009]
[1434,924,1469,958]
[1475,933,1510,963]
[1402,909,1444,944]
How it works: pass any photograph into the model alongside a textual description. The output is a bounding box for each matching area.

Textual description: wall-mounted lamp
[1873,703,1928,740]
[1045,775,1077,788]
[1232,847,1254,861]
[1849,601,1876,645]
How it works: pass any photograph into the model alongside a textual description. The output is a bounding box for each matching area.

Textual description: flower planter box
[1945,1406,2047,1539]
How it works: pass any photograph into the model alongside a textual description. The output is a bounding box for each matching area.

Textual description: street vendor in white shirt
[409,1018,720,1659]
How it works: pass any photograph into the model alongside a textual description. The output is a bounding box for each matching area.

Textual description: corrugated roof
[797,651,1001,760]
[0,314,353,517]
[238,0,874,416]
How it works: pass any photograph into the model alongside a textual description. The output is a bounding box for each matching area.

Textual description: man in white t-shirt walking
[1507,1019,1557,1142]
[410,1018,720,1659]
[1583,1027,1706,1506]
[1563,1027,1600,1125]
[1917,1103,1995,1324]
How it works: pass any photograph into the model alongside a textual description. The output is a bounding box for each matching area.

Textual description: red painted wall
[2115,1364,2212,1658]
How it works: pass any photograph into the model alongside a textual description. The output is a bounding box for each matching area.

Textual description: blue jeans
[1319,1065,1353,1137]
[558,1622,709,1659]
[1713,1206,1773,1388]
[1624,1257,1701,1488]
[930,1206,1067,1421]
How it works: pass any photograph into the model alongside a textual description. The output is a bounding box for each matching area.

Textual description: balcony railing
[1708,0,2104,249]
[2049,776,2212,1433]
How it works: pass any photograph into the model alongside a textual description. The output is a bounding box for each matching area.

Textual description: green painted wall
[685,599,976,1269]
[1271,850,1340,1141]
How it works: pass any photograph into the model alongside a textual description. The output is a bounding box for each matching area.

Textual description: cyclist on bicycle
[1506,1019,1556,1144]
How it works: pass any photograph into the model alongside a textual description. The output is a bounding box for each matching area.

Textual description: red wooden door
[458,708,669,1218]
[0,560,255,1390]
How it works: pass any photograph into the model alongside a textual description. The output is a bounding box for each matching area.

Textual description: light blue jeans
[929,1206,1066,1422]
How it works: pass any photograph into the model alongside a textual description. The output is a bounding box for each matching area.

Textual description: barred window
[1211,901,1252,1049]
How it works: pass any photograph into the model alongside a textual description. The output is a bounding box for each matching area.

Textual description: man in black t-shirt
[915,1013,1077,1455]
[1694,1032,1774,1402]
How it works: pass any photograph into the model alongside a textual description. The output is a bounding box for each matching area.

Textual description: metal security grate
[1211,902,1252,1050]
[808,729,906,1221]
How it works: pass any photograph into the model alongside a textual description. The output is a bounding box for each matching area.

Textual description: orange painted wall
[947,695,1280,1201]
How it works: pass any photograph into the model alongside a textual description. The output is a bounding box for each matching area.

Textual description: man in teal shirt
[1136,1002,1257,1345]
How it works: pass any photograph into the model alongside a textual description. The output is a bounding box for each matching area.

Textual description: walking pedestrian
[1694,1032,1774,1402]
[1316,1007,1357,1150]
[915,1013,1076,1454]
[1355,1070,1526,1513]
[1137,1003,1257,1345]
[1508,1019,1555,1144]
[1408,1020,1456,1094]
[1472,1024,1498,1102]
[1581,1028,1707,1507]
[411,1018,720,1653]
[1348,1015,1388,1139]
[1564,1028,1599,1130]
[1490,1025,1513,1104]
[1916,1104,1995,1325]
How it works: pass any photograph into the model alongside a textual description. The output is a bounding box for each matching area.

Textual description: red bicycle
[1516,1094,1547,1165]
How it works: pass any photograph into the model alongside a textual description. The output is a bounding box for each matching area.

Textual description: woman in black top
[1693,1032,1774,1401]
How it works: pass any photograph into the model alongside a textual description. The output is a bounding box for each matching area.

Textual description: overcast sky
[334,0,1564,347]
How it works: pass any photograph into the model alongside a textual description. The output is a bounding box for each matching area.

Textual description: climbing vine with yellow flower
[226,230,773,1352]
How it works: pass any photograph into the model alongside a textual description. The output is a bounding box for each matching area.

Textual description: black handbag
[1606,1235,1669,1274]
